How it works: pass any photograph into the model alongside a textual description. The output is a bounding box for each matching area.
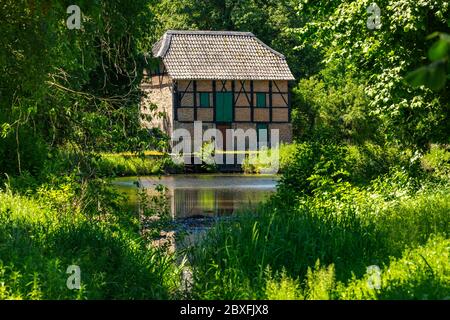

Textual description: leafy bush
[421,144,450,178]
[242,144,298,174]
[0,126,48,177]
[93,153,174,177]
[291,76,380,144]
[278,142,351,197]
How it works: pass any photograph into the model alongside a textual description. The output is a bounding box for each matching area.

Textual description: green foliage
[421,144,450,177]
[292,76,380,144]
[289,0,450,148]
[191,178,450,299]
[407,32,450,90]
[265,269,303,300]
[278,141,424,201]
[303,262,336,300]
[191,140,450,300]
[279,142,350,197]
[93,153,181,177]
[340,236,450,300]
[195,141,219,172]
[260,236,450,300]
[0,0,161,176]
[0,125,48,176]
[0,184,180,299]
[241,147,282,174]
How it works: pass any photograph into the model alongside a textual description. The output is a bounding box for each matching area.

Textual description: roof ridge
[252,37,285,59]
[166,30,255,37]
[155,33,171,58]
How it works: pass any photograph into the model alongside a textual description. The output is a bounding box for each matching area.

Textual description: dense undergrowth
[93,152,182,177]
[190,143,450,300]
[0,168,181,299]
[0,143,449,300]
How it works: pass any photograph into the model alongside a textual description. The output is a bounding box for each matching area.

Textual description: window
[199,92,210,107]
[256,93,266,108]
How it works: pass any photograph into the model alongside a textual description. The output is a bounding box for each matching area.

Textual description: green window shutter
[223,93,233,122]
[216,92,233,122]
[216,93,223,121]
[200,93,210,107]
[256,93,266,108]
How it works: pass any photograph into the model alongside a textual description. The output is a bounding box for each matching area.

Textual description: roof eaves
[252,37,286,59]
[155,33,172,58]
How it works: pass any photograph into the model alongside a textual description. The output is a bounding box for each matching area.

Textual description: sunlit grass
[0,191,180,299]
[190,185,450,300]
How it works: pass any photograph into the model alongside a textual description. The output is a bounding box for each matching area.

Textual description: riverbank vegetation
[159,0,450,300]
[93,152,181,177]
[190,144,450,299]
[0,177,181,299]
[1,1,449,300]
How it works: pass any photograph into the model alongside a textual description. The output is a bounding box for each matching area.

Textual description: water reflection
[113,174,278,219]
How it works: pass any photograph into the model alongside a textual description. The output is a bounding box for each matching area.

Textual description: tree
[289,0,450,148]
[0,0,160,176]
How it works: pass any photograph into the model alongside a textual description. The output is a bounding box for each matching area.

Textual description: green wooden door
[216,92,233,122]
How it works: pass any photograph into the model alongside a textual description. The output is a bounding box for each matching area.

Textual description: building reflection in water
[138,175,278,219]
[170,188,273,218]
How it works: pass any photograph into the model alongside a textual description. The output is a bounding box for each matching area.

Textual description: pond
[113,174,279,219]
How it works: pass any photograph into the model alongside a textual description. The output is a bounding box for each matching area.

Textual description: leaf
[428,39,449,61]
[405,66,429,87]
[406,62,447,91]
[426,32,441,40]
[427,62,447,90]
[1,123,12,138]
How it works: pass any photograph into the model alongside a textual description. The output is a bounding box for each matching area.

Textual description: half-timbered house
[141,30,295,151]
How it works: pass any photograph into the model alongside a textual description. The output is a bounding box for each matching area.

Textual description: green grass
[0,190,180,299]
[37,148,183,179]
[340,235,450,300]
[93,153,182,177]
[190,181,450,299]
[262,235,450,300]
[242,143,298,174]
[1,143,448,300]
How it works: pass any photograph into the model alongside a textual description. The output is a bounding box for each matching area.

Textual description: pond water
[113,174,279,219]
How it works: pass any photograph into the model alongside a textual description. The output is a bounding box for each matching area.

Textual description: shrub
[242,143,299,174]
[0,128,48,177]
[421,144,450,178]
[278,142,351,198]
